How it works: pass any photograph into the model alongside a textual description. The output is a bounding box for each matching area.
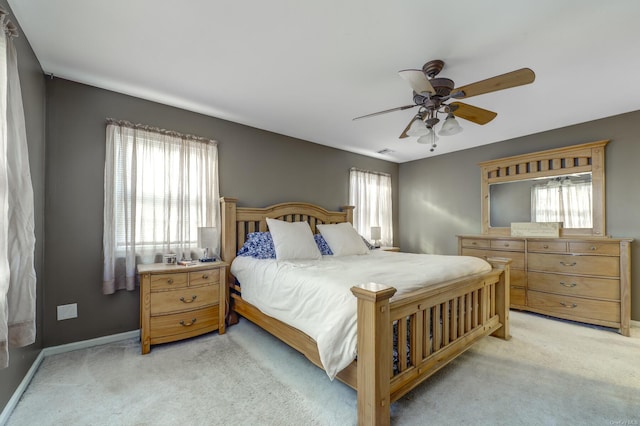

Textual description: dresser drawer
[460,238,490,249]
[189,268,220,286]
[528,272,620,300]
[569,242,620,256]
[490,239,525,251]
[510,286,526,307]
[528,253,619,277]
[462,248,525,270]
[527,241,567,253]
[510,269,526,288]
[150,272,188,290]
[149,305,219,339]
[150,284,219,315]
[528,291,620,323]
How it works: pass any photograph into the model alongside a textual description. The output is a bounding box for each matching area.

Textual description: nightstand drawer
[150,284,219,315]
[189,268,220,286]
[150,273,188,290]
[149,305,219,340]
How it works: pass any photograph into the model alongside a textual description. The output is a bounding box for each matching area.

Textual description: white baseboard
[0,350,44,426]
[42,329,139,357]
[0,329,140,426]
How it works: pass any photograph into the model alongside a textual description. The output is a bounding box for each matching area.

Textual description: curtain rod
[350,167,391,177]
[106,118,218,145]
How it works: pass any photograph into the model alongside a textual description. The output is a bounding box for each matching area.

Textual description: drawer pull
[559,261,577,267]
[543,245,549,249]
[180,295,197,303]
[471,241,477,245]
[202,274,209,279]
[503,243,509,247]
[560,302,578,309]
[179,318,197,327]
[167,278,174,284]
[590,246,597,251]
[559,281,577,288]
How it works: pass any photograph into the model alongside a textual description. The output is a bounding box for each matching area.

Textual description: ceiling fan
[353,59,535,151]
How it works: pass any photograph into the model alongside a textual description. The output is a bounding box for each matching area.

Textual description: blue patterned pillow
[237,231,333,258]
[237,232,276,259]
[314,234,333,255]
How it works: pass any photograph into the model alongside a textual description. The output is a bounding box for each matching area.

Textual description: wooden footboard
[351,257,510,425]
[220,197,511,426]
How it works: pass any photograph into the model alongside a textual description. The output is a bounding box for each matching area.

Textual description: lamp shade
[197,227,217,250]
[370,226,381,241]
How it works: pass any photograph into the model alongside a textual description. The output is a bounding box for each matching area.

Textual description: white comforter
[230,250,491,379]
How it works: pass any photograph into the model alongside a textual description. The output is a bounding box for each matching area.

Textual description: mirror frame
[479,140,608,237]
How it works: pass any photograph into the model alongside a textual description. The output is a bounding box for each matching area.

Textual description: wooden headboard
[219,197,354,268]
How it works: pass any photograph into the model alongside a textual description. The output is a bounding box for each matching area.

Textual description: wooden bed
[220,197,511,425]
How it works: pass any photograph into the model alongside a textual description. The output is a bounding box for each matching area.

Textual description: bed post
[351,283,397,426]
[341,205,355,224]
[220,197,238,325]
[487,257,511,340]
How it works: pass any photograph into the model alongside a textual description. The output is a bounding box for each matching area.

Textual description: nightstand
[138,261,228,354]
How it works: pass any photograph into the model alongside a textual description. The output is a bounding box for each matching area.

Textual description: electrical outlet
[57,303,78,320]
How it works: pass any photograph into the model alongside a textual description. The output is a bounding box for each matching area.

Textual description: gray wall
[0,0,46,413]
[43,77,399,347]
[399,111,640,320]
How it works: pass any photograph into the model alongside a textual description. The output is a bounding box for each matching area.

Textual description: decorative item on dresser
[458,235,632,336]
[138,261,228,354]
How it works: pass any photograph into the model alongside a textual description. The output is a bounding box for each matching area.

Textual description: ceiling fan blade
[449,102,497,125]
[453,68,535,99]
[398,70,435,95]
[399,116,420,139]
[352,104,416,121]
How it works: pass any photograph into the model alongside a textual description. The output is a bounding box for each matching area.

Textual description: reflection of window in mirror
[489,172,592,228]
[530,174,592,228]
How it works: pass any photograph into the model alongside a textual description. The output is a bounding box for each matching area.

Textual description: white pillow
[317,222,369,256]
[266,218,322,260]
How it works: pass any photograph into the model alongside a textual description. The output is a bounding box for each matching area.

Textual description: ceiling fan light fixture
[416,128,438,145]
[407,119,428,137]
[438,113,463,136]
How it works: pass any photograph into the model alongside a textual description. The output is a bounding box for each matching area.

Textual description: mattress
[230,250,491,379]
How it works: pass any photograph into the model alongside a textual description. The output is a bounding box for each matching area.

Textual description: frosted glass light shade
[438,114,463,136]
[407,119,428,137]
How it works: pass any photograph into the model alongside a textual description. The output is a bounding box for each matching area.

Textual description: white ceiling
[9,0,640,163]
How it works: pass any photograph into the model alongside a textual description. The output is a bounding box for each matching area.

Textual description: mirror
[479,140,608,237]
[489,172,592,228]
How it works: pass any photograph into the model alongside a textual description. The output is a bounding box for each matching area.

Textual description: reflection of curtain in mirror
[531,178,592,228]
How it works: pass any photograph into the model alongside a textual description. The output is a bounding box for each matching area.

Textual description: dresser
[458,235,632,336]
[138,261,228,354]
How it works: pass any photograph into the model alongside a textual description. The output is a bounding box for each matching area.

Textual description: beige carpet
[7,311,640,425]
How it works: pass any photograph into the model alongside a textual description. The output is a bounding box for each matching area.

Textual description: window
[349,168,393,246]
[103,120,220,294]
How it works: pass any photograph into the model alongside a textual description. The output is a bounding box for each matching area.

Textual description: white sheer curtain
[103,120,220,295]
[1,11,37,369]
[349,168,393,246]
[531,178,592,228]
